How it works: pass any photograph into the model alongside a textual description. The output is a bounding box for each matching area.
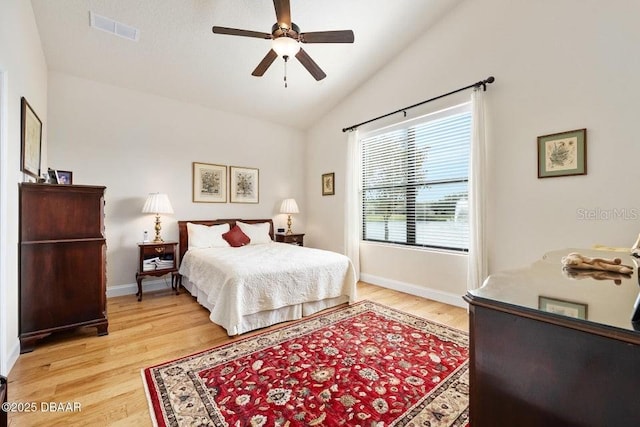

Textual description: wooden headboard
[177,219,275,265]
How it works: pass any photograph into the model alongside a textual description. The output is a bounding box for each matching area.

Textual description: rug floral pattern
[143,301,469,426]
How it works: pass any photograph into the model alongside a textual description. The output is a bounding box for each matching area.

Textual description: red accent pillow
[222,225,251,247]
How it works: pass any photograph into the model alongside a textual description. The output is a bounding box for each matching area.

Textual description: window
[361,103,471,251]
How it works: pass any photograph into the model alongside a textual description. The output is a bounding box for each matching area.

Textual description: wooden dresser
[464,248,640,427]
[19,183,108,353]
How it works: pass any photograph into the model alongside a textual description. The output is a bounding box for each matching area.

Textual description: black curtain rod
[342,76,495,133]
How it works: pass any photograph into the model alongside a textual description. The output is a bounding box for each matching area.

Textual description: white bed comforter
[179,243,357,333]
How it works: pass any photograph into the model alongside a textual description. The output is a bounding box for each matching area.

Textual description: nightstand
[275,233,305,246]
[135,241,179,301]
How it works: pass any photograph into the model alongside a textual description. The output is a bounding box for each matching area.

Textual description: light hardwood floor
[7,282,468,426]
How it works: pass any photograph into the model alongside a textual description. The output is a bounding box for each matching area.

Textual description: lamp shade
[272,36,300,58]
[280,198,299,214]
[142,193,174,215]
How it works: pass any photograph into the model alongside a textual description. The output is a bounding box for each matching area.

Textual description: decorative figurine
[561,252,633,275]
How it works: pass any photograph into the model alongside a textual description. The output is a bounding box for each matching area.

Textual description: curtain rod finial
[486,76,495,84]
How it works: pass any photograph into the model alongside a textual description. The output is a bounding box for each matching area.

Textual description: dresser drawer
[141,244,175,258]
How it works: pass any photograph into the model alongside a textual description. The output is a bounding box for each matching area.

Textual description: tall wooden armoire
[19,183,108,353]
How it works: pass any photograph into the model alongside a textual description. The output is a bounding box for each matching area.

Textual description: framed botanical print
[230,166,259,203]
[537,128,587,178]
[193,162,227,203]
[322,172,335,196]
[21,97,43,179]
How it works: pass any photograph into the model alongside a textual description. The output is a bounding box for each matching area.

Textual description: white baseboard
[107,278,174,298]
[359,273,468,308]
[5,340,20,375]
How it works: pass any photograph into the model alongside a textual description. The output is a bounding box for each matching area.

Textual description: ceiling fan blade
[295,48,326,81]
[212,26,272,40]
[300,30,355,44]
[252,49,279,76]
[273,0,291,27]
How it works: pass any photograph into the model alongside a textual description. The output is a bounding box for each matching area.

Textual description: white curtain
[344,130,360,280]
[467,88,488,290]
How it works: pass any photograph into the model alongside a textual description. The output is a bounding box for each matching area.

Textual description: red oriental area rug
[142,301,469,426]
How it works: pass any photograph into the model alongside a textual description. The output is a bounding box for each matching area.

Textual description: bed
[177,219,357,335]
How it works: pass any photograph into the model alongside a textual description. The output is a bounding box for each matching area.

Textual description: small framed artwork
[193,162,227,203]
[20,97,43,179]
[322,172,335,196]
[230,166,259,203]
[56,170,73,185]
[537,128,587,178]
[539,296,588,320]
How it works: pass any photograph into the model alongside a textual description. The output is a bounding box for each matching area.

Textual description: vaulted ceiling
[31,0,463,129]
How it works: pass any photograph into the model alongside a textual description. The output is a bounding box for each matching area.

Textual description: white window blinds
[361,103,471,251]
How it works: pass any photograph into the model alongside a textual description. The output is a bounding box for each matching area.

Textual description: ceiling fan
[212,0,354,83]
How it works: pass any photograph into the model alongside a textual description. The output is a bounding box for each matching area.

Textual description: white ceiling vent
[89,11,139,42]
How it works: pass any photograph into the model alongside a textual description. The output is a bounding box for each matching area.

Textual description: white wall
[47,72,305,292]
[0,0,48,374]
[306,0,640,303]
[7,0,640,374]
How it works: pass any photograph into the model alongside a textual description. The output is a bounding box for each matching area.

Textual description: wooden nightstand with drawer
[275,233,305,247]
[135,241,179,301]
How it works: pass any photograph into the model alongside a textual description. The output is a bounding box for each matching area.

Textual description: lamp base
[286,214,293,235]
[153,214,164,243]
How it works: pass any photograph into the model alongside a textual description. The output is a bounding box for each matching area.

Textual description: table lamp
[280,198,299,235]
[142,193,174,243]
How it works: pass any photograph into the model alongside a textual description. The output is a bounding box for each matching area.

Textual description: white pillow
[236,221,272,245]
[187,222,230,249]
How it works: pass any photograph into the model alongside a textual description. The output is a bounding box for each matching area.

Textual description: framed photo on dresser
[539,296,587,319]
[56,170,73,185]
[47,168,58,184]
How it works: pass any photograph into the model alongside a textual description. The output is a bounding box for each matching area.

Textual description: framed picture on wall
[230,166,259,203]
[322,172,335,196]
[537,128,587,178]
[193,162,227,203]
[20,97,43,179]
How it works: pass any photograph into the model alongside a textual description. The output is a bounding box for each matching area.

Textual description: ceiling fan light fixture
[272,36,300,58]
[212,0,354,82]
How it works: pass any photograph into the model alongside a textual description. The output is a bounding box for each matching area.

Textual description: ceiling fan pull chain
[283,55,289,88]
